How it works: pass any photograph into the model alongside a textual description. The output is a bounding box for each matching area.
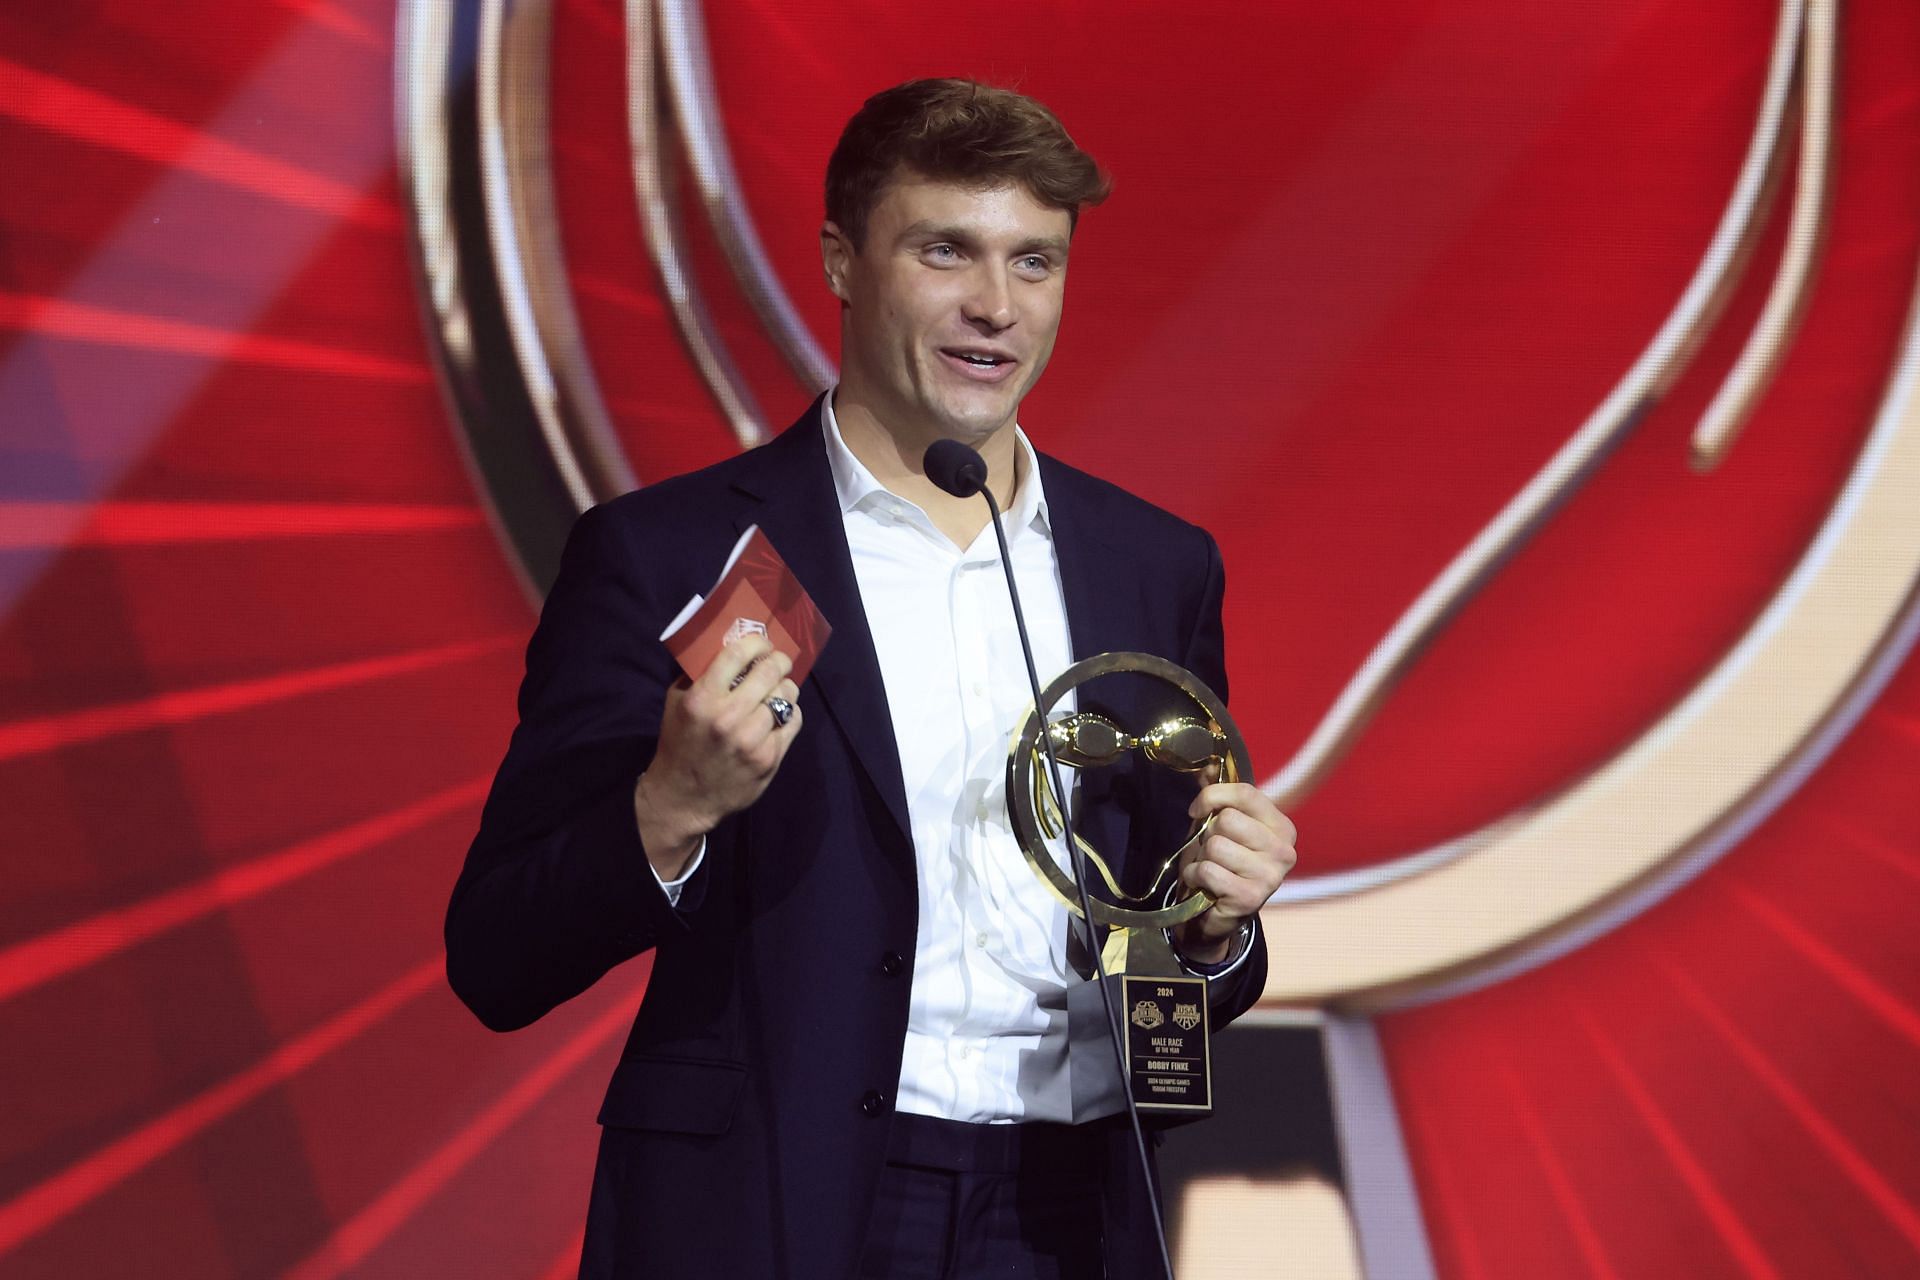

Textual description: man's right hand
[633,634,803,880]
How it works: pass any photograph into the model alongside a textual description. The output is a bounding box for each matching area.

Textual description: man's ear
[820,220,853,303]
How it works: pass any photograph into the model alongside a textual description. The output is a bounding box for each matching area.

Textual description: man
[447,79,1297,1279]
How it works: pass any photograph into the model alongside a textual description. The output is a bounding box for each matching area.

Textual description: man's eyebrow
[898,220,976,245]
[1015,235,1071,260]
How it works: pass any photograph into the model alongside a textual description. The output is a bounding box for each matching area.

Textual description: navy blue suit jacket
[447,400,1267,1278]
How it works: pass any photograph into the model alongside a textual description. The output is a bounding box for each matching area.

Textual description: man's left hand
[1173,782,1297,966]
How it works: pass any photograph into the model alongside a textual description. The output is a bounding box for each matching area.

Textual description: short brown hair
[825,79,1111,248]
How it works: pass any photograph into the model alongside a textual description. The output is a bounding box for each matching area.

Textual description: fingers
[763,678,804,742]
[689,641,788,720]
[717,653,792,756]
[743,665,811,761]
[1181,841,1289,896]
[763,679,804,769]
[700,633,774,694]
[1189,781,1296,847]
[1191,809,1278,875]
[1178,784,1300,923]
[732,646,792,710]
[1180,857,1258,914]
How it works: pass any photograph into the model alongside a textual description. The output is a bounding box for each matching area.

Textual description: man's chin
[929,394,1021,444]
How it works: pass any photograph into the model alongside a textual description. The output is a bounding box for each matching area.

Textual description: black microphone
[919,440,1179,1280]
[923,437,989,499]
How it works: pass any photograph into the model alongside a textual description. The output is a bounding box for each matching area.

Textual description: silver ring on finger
[766,695,795,729]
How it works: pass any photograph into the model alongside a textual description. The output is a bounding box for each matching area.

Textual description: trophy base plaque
[1067,935,1213,1121]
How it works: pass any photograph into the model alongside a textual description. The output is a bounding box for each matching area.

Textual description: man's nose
[961,265,1015,331]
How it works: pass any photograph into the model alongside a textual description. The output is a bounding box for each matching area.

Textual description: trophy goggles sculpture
[1008,651,1253,1119]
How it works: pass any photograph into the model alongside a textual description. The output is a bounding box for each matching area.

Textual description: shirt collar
[821,389,1052,537]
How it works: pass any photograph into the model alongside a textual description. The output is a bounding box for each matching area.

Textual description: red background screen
[2,1,1916,1276]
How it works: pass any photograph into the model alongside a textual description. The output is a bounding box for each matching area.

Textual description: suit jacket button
[879,951,904,977]
[860,1090,888,1117]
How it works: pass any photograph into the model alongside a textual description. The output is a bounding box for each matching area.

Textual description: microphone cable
[926,439,1178,1280]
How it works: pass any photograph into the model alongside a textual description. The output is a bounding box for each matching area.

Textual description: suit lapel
[1043,454,1173,891]
[732,403,914,851]
[1041,454,1129,664]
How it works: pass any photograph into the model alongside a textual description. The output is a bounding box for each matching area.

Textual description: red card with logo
[659,525,830,686]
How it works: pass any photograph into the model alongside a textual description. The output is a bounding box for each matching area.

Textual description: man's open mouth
[946,350,1011,367]
[941,348,1018,380]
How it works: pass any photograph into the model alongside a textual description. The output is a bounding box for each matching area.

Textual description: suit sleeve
[1178,528,1270,1025]
[445,503,704,1032]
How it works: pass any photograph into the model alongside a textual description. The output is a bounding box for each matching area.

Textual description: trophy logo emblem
[1131,1000,1165,1030]
[1172,1002,1202,1031]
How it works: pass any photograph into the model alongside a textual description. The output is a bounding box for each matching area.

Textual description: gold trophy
[1007,652,1252,1120]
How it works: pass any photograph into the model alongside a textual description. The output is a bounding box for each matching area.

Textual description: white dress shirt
[656,393,1244,1124]
[822,396,1089,1123]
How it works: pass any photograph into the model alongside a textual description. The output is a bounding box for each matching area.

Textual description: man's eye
[925,244,959,263]
[1016,255,1051,275]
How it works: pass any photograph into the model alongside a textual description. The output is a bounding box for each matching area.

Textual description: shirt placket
[954,541,1020,1117]
[984,534,1073,988]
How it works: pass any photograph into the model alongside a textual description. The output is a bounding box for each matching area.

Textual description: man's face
[824,175,1074,445]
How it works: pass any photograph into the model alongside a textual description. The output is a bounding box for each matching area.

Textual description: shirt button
[879,951,904,977]
[975,932,990,949]
[860,1089,889,1117]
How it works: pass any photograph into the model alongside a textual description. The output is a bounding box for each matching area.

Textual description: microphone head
[923,439,989,498]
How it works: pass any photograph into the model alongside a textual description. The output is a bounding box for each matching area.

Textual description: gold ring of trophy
[1007,651,1252,930]
[1006,651,1252,1117]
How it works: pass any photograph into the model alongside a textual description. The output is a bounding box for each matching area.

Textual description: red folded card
[659,525,831,686]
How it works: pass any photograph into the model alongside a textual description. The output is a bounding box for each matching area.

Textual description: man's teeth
[957,353,1001,366]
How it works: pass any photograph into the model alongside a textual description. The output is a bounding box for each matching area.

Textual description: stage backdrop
[2,1,1917,1276]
